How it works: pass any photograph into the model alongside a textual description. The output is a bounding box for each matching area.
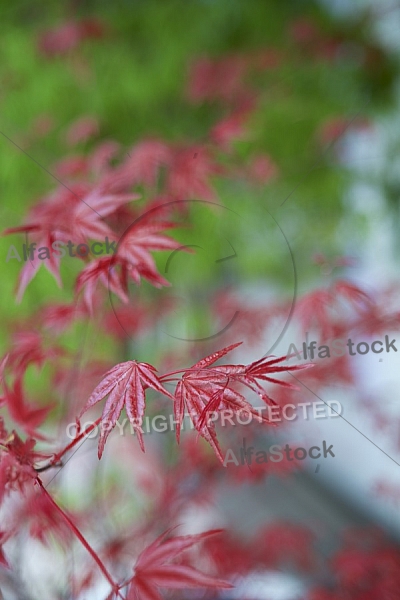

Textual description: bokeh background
[2,0,400,598]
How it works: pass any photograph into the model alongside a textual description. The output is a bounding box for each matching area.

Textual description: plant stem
[52,416,103,463]
[36,478,123,597]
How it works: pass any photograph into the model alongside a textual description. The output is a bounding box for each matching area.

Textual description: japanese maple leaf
[96,139,171,200]
[246,153,279,184]
[5,184,139,300]
[14,232,62,303]
[172,343,310,462]
[4,183,138,246]
[14,488,72,545]
[255,522,315,571]
[332,279,372,310]
[166,145,220,201]
[294,288,334,341]
[38,21,83,56]
[127,529,233,600]
[66,115,99,147]
[222,353,311,405]
[122,139,172,188]
[89,140,121,178]
[173,343,243,461]
[79,361,175,458]
[187,55,246,104]
[75,256,130,313]
[70,185,139,244]
[53,155,89,179]
[75,247,176,313]
[38,301,88,333]
[174,380,224,462]
[103,303,149,339]
[37,18,105,57]
[354,303,400,338]
[201,529,253,577]
[3,379,54,438]
[0,432,45,504]
[117,216,187,288]
[4,186,84,241]
[7,330,65,378]
[210,109,251,150]
[53,360,113,415]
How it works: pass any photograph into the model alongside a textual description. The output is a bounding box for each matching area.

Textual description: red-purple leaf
[128,529,232,600]
[191,341,242,370]
[80,361,174,458]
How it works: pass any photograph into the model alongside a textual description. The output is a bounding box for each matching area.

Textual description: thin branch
[36,478,124,598]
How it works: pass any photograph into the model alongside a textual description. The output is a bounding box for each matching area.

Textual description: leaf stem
[36,478,123,597]
[53,416,103,463]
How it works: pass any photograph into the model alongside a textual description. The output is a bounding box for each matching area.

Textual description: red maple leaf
[171,343,311,463]
[75,231,179,311]
[79,361,175,458]
[0,429,44,504]
[246,153,279,184]
[38,301,88,333]
[172,343,243,461]
[127,529,233,600]
[4,182,139,300]
[89,141,121,177]
[37,18,105,57]
[75,256,130,313]
[14,488,72,545]
[187,55,247,104]
[117,216,188,288]
[3,378,54,438]
[332,279,372,310]
[7,330,65,376]
[294,288,334,341]
[122,139,172,188]
[14,232,63,303]
[70,186,139,243]
[210,109,251,150]
[255,522,315,571]
[66,115,99,147]
[102,304,149,340]
[53,155,89,179]
[166,145,220,201]
[4,183,137,245]
[38,21,83,56]
[223,353,309,402]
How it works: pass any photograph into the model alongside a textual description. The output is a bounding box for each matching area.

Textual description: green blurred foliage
[0,0,397,365]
